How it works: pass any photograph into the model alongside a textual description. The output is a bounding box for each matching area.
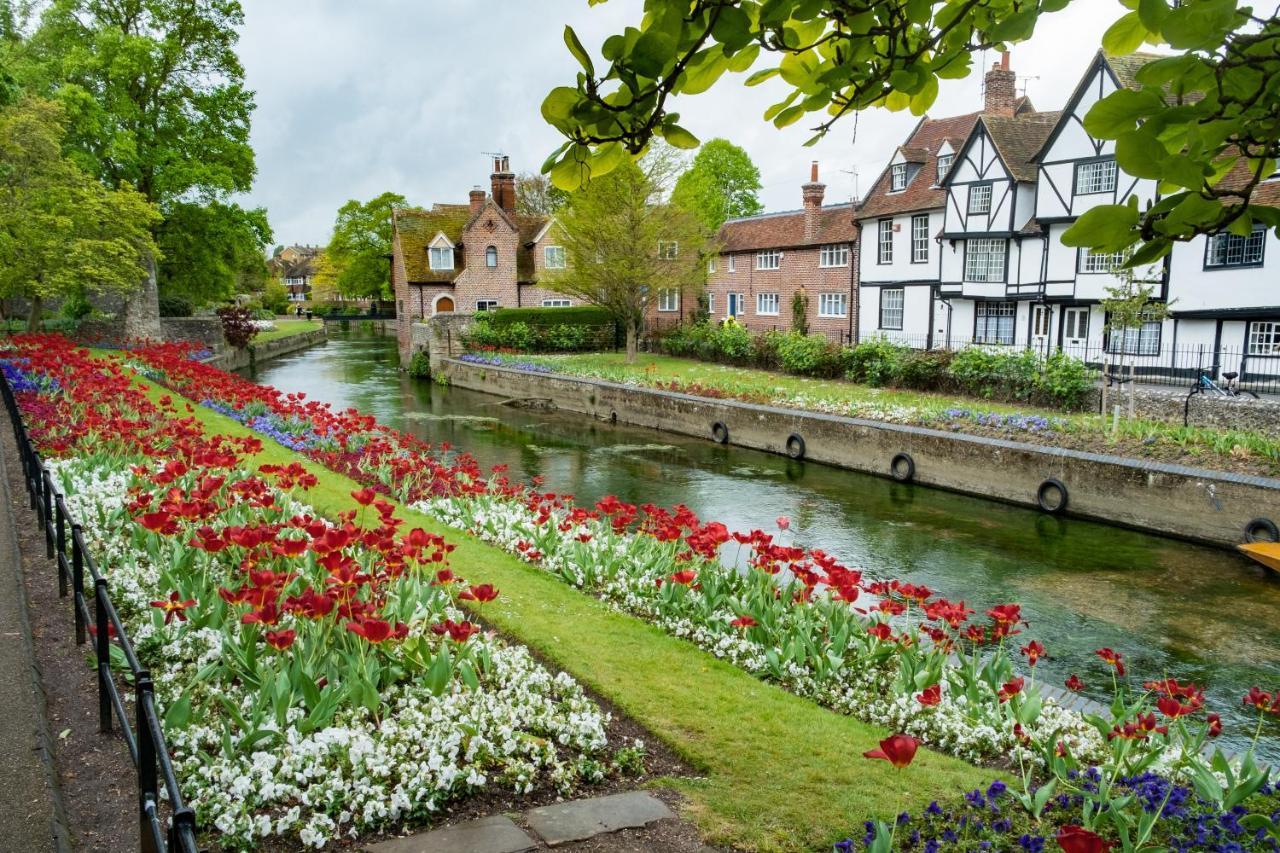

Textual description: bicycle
[1193,369,1260,399]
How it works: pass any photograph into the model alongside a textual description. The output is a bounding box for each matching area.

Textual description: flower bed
[1,336,625,850]
[90,337,1280,849]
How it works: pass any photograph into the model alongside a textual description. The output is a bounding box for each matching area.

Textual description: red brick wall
[704,243,859,342]
[453,203,521,310]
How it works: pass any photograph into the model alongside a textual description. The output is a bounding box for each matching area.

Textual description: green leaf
[550,149,591,192]
[711,6,753,50]
[631,29,674,79]
[589,142,626,176]
[564,26,594,76]
[541,87,580,126]
[1115,129,1166,179]
[660,123,700,149]
[1084,89,1165,139]
[1062,204,1139,250]
[745,67,780,87]
[164,694,191,729]
[1137,0,1171,32]
[1102,12,1149,55]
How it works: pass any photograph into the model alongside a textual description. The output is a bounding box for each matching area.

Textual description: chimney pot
[810,160,819,183]
[490,158,516,213]
[802,163,826,240]
[984,51,1017,117]
[469,187,486,215]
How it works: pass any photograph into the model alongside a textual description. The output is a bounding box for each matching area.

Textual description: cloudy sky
[237,0,1128,246]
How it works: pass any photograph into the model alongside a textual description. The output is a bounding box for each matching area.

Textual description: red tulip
[351,487,377,506]
[431,619,478,643]
[1020,640,1045,666]
[1065,674,1085,692]
[458,583,499,603]
[1056,825,1112,853]
[730,615,757,628]
[1244,686,1273,710]
[669,569,697,585]
[264,629,296,651]
[149,591,196,624]
[346,617,393,643]
[1095,648,1126,677]
[1156,695,1197,719]
[916,684,941,706]
[776,516,790,531]
[863,734,918,769]
[1207,713,1223,737]
[998,676,1025,703]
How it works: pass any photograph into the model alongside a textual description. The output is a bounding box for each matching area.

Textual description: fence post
[28,445,39,511]
[136,671,159,853]
[95,578,112,733]
[72,524,86,645]
[55,498,67,598]
[42,469,54,558]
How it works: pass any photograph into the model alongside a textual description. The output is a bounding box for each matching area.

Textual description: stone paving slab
[525,792,674,846]
[365,815,535,853]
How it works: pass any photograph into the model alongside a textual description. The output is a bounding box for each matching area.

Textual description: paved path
[0,434,70,850]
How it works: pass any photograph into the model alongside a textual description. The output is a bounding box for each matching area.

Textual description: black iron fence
[0,373,199,853]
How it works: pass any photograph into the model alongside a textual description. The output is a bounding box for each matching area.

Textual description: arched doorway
[432,294,455,314]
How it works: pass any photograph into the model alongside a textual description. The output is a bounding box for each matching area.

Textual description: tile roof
[1103,51,1169,91]
[717,203,857,253]
[856,112,981,218]
[393,205,473,284]
[980,112,1062,182]
[1213,155,1280,207]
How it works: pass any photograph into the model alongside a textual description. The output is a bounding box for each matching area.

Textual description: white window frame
[708,255,717,273]
[429,246,454,271]
[541,298,571,308]
[706,293,715,314]
[756,292,780,315]
[1078,249,1126,274]
[819,243,849,268]
[967,184,992,215]
[1108,314,1162,356]
[877,219,893,264]
[727,255,736,273]
[475,299,499,312]
[964,238,1007,283]
[818,292,847,318]
[974,301,1016,346]
[544,245,567,269]
[657,288,680,312]
[936,154,953,184]
[910,214,930,264]
[285,276,304,285]
[1206,225,1266,268]
[485,246,497,268]
[890,163,908,192]
[1074,159,1118,196]
[1248,321,1280,356]
[658,241,679,260]
[1063,307,1090,343]
[879,288,904,330]
[755,249,780,270]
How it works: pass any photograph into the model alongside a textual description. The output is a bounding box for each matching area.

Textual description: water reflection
[243,331,1280,758]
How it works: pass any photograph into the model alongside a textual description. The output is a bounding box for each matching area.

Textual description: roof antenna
[1018,75,1040,98]
[481,150,508,172]
[839,167,860,204]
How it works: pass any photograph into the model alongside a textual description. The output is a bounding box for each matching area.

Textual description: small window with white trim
[911,214,930,263]
[544,245,566,269]
[727,255,736,273]
[756,250,780,270]
[658,241,679,260]
[879,288,904,330]
[430,246,454,270]
[541,299,571,307]
[1074,159,1118,195]
[657,289,680,311]
[756,293,780,315]
[819,244,849,267]
[1249,321,1280,356]
[476,299,499,312]
[936,154,953,183]
[708,256,717,273]
[818,292,847,318]
[967,184,992,215]
[877,219,893,264]
[485,246,497,267]
[890,163,908,192]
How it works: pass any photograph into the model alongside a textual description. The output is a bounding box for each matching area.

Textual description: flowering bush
[217,306,259,349]
[1,336,622,849]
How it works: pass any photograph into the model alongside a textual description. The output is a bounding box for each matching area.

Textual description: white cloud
[238,0,1127,245]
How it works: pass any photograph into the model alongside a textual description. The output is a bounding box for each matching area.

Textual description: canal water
[243,331,1280,759]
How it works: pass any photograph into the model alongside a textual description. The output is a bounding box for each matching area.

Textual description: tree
[671,138,763,231]
[323,192,406,301]
[156,201,271,308]
[1101,267,1171,421]
[26,0,258,328]
[541,2,1280,263]
[545,151,706,363]
[0,97,159,328]
[515,172,567,217]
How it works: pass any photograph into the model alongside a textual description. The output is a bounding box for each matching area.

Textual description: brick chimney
[469,186,486,214]
[984,51,1017,118]
[490,155,516,214]
[802,161,825,240]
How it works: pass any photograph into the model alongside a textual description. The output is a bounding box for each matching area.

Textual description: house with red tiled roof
[701,163,858,341]
[390,157,578,362]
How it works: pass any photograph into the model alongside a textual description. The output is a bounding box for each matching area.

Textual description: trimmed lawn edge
[125,360,996,852]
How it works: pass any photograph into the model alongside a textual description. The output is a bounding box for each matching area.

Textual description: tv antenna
[839,167,860,204]
[1018,75,1040,98]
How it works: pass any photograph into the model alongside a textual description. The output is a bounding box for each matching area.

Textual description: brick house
[268,245,323,302]
[702,164,859,341]
[391,157,578,362]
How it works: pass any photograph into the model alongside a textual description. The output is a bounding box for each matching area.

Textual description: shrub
[948,348,1040,401]
[60,288,94,321]
[844,338,908,386]
[216,306,258,349]
[261,280,290,315]
[485,306,613,328]
[1037,350,1096,409]
[894,348,954,391]
[710,320,753,361]
[158,293,193,318]
[406,350,431,378]
[775,332,842,377]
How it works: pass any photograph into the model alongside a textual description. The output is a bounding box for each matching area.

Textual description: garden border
[442,358,1280,549]
[0,372,199,853]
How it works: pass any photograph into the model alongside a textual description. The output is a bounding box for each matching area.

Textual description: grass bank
[467,351,1280,475]
[255,318,324,343]
[120,359,994,851]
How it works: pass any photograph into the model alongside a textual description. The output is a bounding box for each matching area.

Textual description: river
[243,330,1280,759]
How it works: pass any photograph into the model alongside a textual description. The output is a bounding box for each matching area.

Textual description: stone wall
[409,314,473,372]
[206,328,327,372]
[159,317,225,349]
[441,358,1280,549]
[1093,386,1280,434]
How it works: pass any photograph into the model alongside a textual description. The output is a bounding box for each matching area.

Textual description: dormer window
[890,163,908,192]
[429,246,454,270]
[485,246,497,267]
[936,154,953,183]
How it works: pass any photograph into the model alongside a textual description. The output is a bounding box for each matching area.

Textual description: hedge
[465,306,617,353]
[481,306,613,327]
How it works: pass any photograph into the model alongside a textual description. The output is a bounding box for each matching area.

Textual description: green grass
[492,352,1280,470]
[253,318,324,344]
[118,362,995,852]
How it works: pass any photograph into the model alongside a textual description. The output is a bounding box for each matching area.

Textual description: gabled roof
[856,112,981,218]
[717,203,857,253]
[979,112,1062,182]
[393,205,473,284]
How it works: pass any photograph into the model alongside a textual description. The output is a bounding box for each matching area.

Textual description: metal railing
[0,372,199,853]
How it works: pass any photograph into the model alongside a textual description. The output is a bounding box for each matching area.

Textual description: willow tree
[540,0,1279,263]
[545,152,706,363]
[0,97,159,328]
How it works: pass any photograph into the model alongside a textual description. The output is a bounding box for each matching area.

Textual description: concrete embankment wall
[440,358,1280,549]
[207,328,327,372]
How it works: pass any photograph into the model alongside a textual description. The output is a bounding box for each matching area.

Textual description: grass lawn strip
[469,352,1280,474]
[253,318,324,344]
[122,359,996,851]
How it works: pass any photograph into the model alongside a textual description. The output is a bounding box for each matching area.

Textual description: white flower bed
[52,457,613,850]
